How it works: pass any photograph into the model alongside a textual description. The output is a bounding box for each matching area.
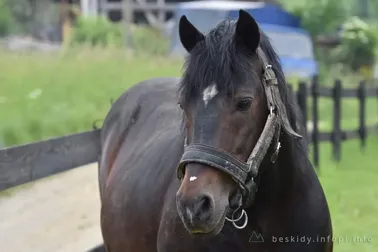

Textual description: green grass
[310,97,377,131]
[316,136,378,252]
[0,48,182,146]
[0,49,378,251]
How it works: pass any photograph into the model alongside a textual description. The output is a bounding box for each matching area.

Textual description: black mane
[178,19,308,155]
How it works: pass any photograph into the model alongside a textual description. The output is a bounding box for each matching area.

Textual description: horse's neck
[254,136,301,206]
[245,135,308,235]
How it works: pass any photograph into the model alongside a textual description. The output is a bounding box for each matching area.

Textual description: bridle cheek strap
[256,47,301,139]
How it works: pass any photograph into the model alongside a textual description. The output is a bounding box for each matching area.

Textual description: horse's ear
[179,15,205,53]
[235,9,260,53]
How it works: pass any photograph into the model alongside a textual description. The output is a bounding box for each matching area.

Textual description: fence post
[287,84,294,103]
[358,81,367,150]
[99,0,106,16]
[311,75,320,168]
[297,82,308,140]
[123,0,134,50]
[157,0,166,28]
[332,79,342,162]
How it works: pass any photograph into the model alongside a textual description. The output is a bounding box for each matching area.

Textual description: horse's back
[99,77,181,190]
[99,77,184,251]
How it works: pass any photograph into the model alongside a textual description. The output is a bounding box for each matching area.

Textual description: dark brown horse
[98,10,333,252]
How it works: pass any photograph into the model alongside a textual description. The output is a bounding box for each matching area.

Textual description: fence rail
[0,129,100,191]
[293,76,378,167]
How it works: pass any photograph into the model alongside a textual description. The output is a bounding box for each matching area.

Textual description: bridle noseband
[176,47,302,229]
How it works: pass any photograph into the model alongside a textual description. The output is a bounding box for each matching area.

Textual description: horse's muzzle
[176,191,215,233]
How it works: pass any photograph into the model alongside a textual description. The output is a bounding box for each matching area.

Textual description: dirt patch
[0,163,103,252]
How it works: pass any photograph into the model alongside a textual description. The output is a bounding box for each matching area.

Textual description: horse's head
[175,10,302,236]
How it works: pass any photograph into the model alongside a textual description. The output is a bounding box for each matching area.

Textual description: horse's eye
[236,98,253,111]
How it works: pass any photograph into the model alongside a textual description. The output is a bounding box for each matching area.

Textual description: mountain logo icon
[249,231,264,243]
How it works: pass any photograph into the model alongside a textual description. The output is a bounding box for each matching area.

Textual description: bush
[68,16,169,55]
[0,0,14,36]
[130,25,169,55]
[69,16,123,48]
[331,17,377,71]
[283,0,347,37]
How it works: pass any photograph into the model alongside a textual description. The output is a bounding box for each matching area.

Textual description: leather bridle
[176,47,302,227]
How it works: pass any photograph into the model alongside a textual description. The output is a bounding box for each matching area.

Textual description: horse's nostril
[192,194,213,222]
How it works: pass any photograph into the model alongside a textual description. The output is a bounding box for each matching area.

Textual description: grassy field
[0,49,182,146]
[0,49,378,251]
[291,62,378,252]
[318,136,378,252]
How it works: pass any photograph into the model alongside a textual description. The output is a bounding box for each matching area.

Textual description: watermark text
[271,235,372,244]
[248,231,373,244]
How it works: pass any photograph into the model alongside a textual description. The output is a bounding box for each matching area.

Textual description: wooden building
[97,0,281,24]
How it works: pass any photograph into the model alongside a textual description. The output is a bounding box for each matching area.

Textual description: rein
[176,47,302,229]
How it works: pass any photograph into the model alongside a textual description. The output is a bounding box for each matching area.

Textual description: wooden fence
[292,76,378,167]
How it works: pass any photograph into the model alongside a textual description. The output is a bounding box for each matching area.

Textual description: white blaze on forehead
[202,83,218,107]
[189,176,197,182]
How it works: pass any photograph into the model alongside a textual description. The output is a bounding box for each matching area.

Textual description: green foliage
[130,25,169,55]
[331,17,377,70]
[281,0,378,80]
[5,0,36,34]
[0,0,14,36]
[69,16,123,48]
[283,0,347,37]
[69,16,169,55]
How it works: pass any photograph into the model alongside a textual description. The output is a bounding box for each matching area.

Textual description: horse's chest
[158,236,271,252]
[157,222,273,252]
